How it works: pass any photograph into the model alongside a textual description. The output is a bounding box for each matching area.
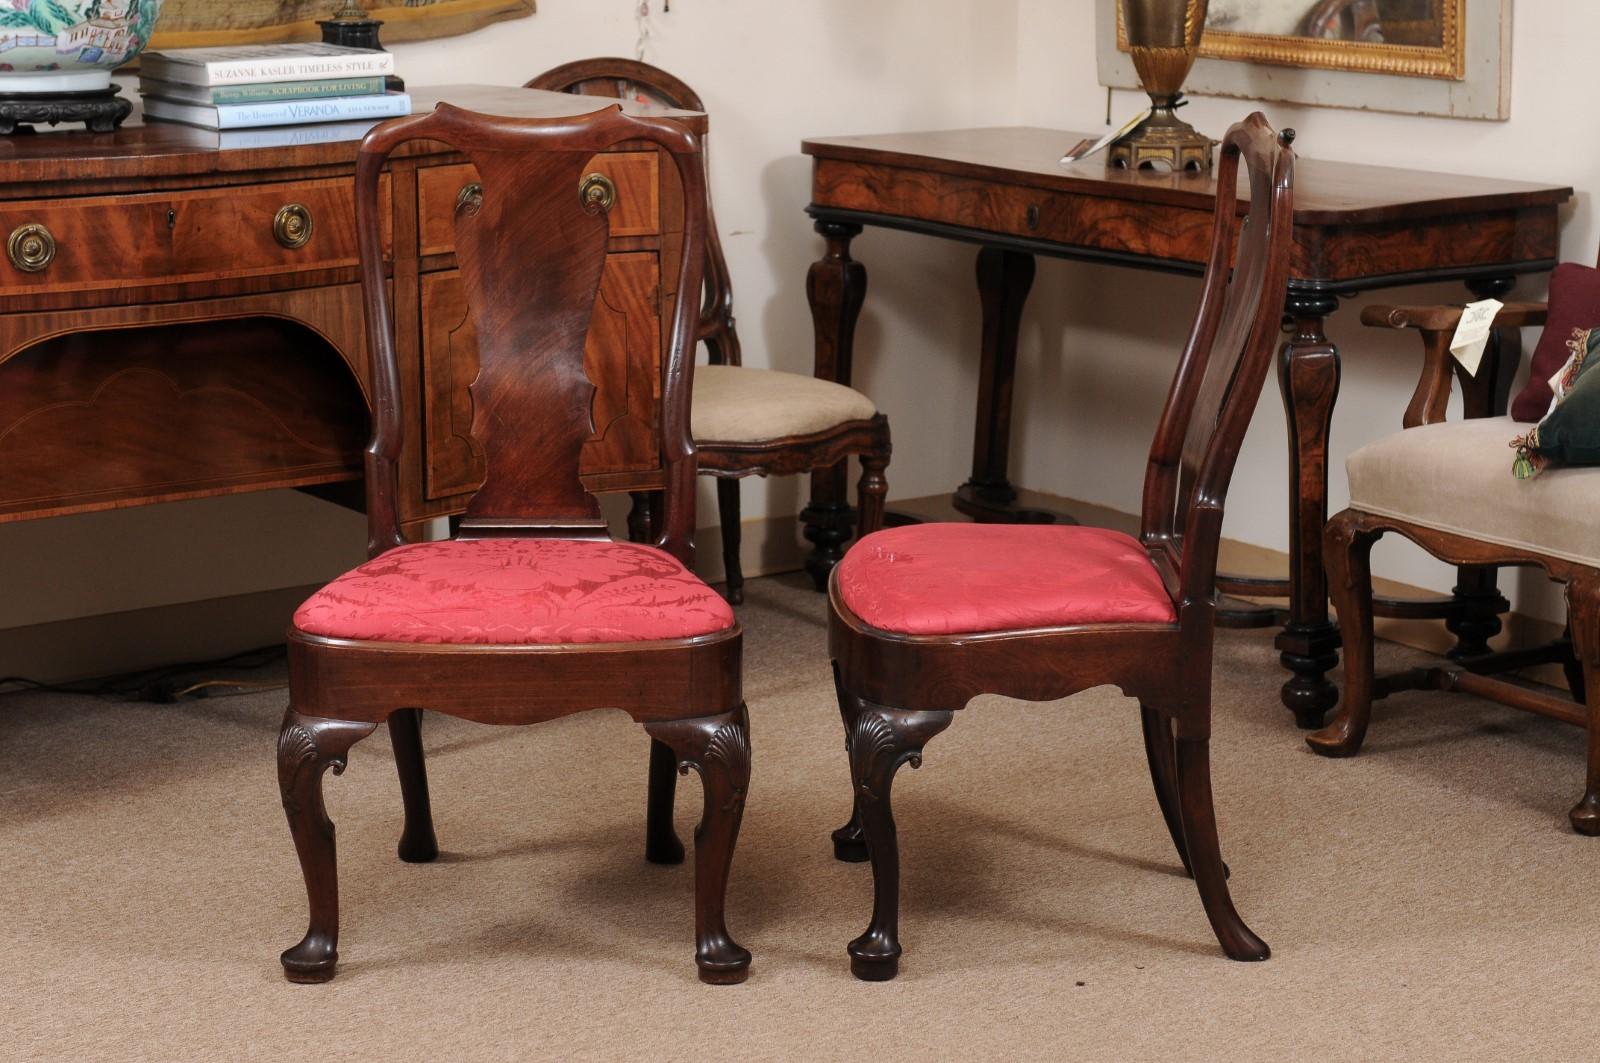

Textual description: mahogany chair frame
[527,58,892,604]
[277,101,752,985]
[825,115,1297,980]
[1308,299,1600,834]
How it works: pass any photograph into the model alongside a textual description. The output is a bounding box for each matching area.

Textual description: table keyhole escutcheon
[7,222,55,273]
[580,172,617,214]
[273,203,314,250]
[1025,204,1040,231]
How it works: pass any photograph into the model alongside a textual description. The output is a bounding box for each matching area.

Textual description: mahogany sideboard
[0,86,701,542]
[799,126,1572,728]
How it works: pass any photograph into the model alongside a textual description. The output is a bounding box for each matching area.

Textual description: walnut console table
[799,126,1571,728]
[0,87,700,550]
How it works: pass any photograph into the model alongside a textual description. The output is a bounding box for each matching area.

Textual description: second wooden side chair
[276,99,751,986]
[824,115,1296,980]
[528,58,892,604]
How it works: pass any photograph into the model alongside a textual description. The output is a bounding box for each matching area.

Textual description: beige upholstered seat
[691,364,877,444]
[1346,414,1600,567]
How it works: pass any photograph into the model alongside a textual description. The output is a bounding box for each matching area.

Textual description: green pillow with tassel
[1512,327,1600,478]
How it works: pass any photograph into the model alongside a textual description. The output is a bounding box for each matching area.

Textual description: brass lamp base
[1108,101,1215,174]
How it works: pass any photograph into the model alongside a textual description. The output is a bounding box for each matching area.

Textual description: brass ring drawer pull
[579,172,616,214]
[456,182,484,216]
[273,203,314,249]
[8,222,55,272]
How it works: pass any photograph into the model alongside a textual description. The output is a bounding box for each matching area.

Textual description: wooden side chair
[276,100,753,985]
[1308,300,1600,834]
[527,58,892,604]
[824,115,1296,980]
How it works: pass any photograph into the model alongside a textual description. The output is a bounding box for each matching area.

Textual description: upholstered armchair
[1309,296,1600,833]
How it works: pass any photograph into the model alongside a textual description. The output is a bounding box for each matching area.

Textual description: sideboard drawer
[0,176,392,296]
[418,151,660,256]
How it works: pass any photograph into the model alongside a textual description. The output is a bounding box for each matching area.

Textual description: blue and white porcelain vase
[0,0,165,94]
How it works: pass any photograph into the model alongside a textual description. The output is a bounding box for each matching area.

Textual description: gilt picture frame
[151,0,536,49]
[1095,0,1511,119]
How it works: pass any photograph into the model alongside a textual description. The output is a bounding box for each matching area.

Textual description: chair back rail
[353,101,709,564]
[1139,114,1296,617]
[527,58,742,368]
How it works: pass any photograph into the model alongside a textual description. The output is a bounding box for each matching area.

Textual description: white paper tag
[1060,109,1151,165]
[1548,349,1582,408]
[1448,298,1503,377]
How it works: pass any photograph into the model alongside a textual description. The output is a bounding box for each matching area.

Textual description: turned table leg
[1276,289,1343,729]
[952,247,1059,524]
[801,219,866,590]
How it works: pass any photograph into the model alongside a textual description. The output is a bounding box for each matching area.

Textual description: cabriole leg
[646,737,686,864]
[387,708,438,863]
[1561,625,1586,705]
[830,662,867,862]
[1567,575,1600,835]
[278,708,377,983]
[1140,703,1194,877]
[845,702,954,981]
[1173,729,1269,961]
[645,705,753,984]
[1308,512,1380,758]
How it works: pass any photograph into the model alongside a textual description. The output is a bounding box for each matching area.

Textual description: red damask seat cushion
[836,523,1177,636]
[293,538,735,645]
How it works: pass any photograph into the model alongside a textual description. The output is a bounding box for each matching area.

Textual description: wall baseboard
[692,513,807,586]
[4,488,1568,686]
[0,584,315,687]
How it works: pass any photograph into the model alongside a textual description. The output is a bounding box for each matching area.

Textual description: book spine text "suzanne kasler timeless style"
[140,47,395,87]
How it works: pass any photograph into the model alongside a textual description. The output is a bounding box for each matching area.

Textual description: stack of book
[138,44,410,132]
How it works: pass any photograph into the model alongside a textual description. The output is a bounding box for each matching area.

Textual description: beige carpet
[4,573,1597,1062]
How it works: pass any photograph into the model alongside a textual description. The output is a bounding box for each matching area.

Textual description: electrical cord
[0,644,287,703]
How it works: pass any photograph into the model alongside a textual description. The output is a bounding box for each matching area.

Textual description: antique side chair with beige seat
[1309,293,1600,833]
[528,58,892,604]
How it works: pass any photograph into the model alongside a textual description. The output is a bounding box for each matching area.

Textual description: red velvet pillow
[1511,262,1600,422]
